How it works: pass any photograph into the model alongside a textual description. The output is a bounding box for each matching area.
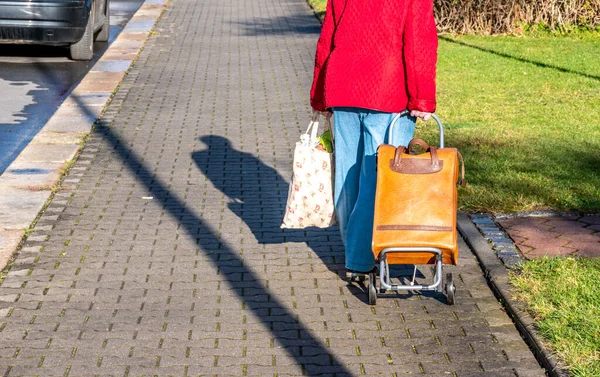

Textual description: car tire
[95,1,110,42]
[69,5,94,60]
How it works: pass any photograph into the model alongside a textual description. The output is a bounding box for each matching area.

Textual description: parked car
[0,0,110,60]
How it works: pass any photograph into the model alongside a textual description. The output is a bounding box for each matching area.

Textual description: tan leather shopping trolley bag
[368,112,465,305]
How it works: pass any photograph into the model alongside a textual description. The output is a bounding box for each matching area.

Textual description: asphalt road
[0,0,144,174]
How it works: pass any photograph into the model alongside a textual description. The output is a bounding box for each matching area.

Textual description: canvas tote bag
[281,114,336,228]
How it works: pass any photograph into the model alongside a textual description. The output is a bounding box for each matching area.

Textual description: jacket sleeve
[403,0,438,113]
[310,0,335,112]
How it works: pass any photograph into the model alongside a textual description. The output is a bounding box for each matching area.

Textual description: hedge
[435,0,600,34]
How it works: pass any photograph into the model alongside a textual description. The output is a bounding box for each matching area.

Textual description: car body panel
[0,0,107,45]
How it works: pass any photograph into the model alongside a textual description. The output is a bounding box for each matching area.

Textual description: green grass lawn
[433,35,600,213]
[511,257,600,376]
[308,0,326,18]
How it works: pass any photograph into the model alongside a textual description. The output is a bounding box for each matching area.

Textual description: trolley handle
[389,110,444,149]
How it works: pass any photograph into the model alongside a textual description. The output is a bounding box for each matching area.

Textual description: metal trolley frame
[367,112,456,305]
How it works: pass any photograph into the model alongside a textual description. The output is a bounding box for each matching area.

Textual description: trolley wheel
[445,273,456,305]
[368,272,377,305]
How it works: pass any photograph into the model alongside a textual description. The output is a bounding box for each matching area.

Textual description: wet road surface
[0,0,144,174]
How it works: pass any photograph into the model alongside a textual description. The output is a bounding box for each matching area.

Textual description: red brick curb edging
[497,212,600,259]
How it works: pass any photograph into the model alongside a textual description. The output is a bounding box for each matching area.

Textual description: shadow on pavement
[0,47,107,173]
[232,14,321,36]
[0,62,77,173]
[439,36,600,82]
[192,135,343,276]
[80,113,354,375]
[191,135,450,305]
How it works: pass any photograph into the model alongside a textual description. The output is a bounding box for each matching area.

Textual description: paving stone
[15,143,80,164]
[0,229,23,270]
[515,244,534,255]
[571,243,600,257]
[560,233,600,243]
[481,229,505,235]
[74,77,124,93]
[524,245,577,258]
[43,115,95,133]
[0,188,50,229]
[579,216,600,225]
[123,20,156,33]
[0,161,63,189]
[91,60,133,73]
[498,255,522,268]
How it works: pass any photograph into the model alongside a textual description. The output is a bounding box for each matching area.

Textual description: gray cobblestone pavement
[0,0,548,375]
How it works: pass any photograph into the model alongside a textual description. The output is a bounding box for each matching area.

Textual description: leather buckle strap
[392,142,439,169]
[391,145,442,174]
[390,143,466,187]
[392,146,407,168]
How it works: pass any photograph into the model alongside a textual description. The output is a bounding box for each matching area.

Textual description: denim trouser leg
[333,108,416,272]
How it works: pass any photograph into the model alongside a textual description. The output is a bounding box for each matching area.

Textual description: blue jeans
[333,108,416,272]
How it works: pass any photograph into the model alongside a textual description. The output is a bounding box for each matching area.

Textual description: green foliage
[318,130,333,153]
[308,0,326,19]
[511,257,600,376]
[435,0,600,34]
[309,0,600,34]
[521,21,600,37]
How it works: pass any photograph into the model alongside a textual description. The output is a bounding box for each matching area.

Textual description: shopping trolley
[367,112,464,305]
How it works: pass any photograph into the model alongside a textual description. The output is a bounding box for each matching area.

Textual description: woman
[310,0,438,277]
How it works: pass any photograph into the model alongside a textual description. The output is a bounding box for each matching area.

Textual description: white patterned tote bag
[281,115,336,228]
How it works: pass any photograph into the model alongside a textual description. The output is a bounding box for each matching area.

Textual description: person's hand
[410,110,432,121]
[320,110,333,119]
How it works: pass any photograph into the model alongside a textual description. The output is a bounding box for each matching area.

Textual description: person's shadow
[192,135,344,276]
[191,135,450,304]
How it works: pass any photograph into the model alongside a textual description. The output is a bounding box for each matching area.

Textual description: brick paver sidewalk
[500,215,600,259]
[0,0,547,375]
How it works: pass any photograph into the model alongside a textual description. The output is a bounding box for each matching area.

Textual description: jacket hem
[407,98,436,113]
[324,100,410,114]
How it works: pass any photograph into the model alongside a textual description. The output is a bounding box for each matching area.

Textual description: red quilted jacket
[310,0,438,113]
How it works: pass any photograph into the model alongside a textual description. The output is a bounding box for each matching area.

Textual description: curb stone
[494,210,582,220]
[470,213,524,269]
[0,0,168,272]
[457,212,569,377]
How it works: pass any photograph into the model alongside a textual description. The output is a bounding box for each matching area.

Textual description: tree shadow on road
[232,14,321,36]
[439,35,600,82]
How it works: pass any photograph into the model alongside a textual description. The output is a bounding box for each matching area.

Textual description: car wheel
[70,5,94,60]
[95,1,110,42]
